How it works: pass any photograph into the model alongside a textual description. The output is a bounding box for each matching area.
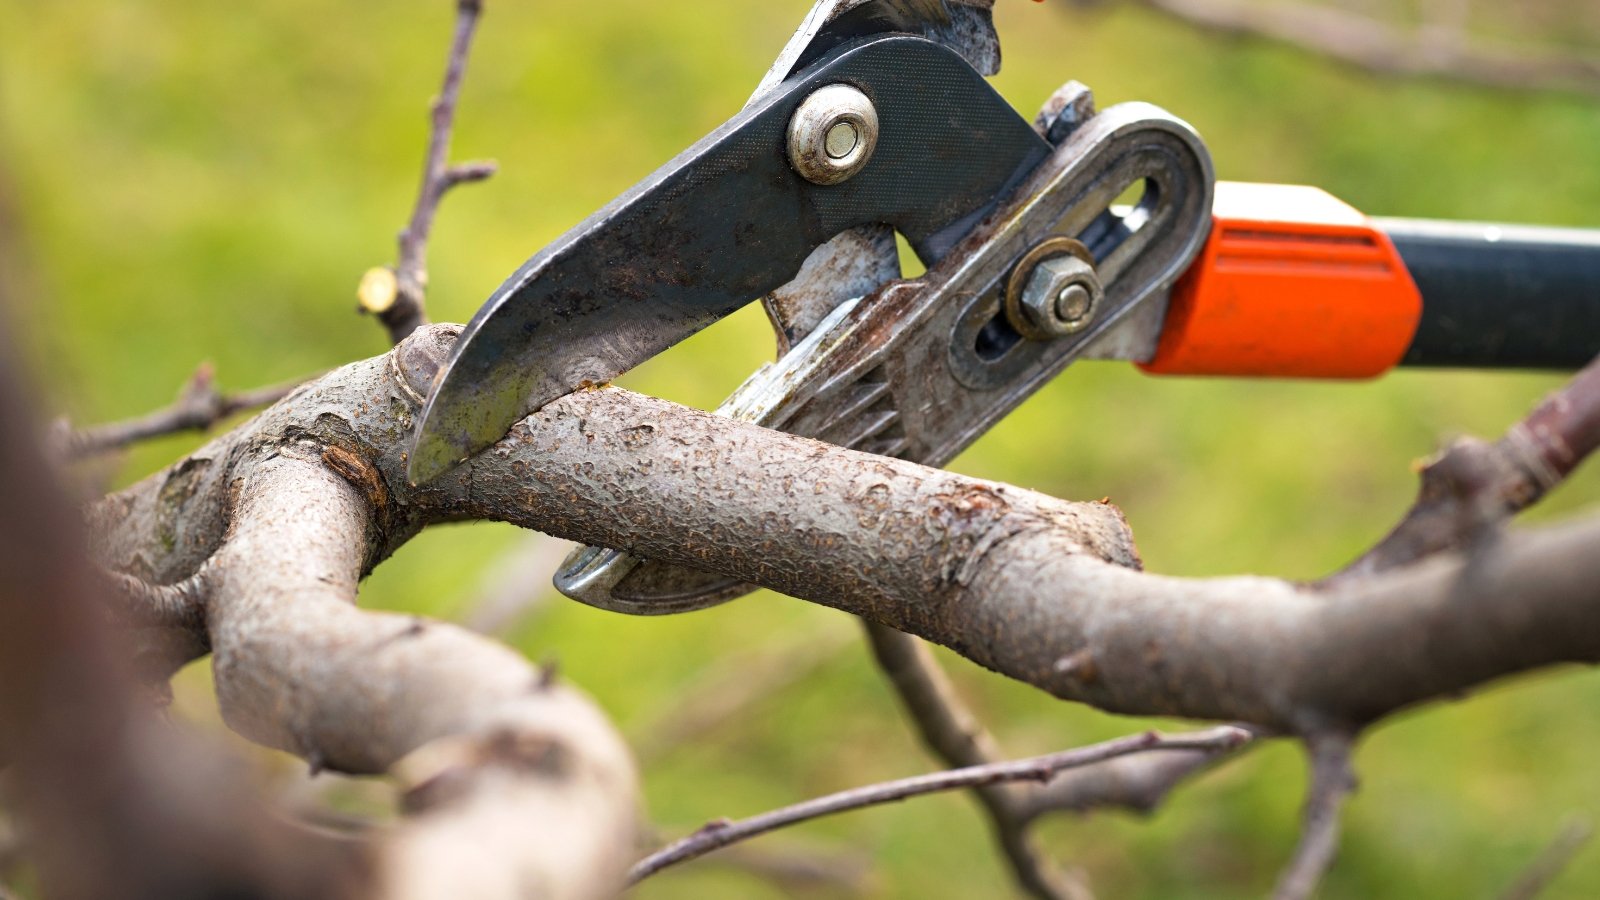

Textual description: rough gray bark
[94,325,1600,737]
[88,329,640,898]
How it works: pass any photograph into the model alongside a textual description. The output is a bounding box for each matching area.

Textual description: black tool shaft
[1383,218,1600,369]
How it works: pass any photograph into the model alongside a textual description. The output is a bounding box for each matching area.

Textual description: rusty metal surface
[557,101,1215,614]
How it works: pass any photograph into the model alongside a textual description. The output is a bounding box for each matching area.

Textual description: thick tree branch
[82,326,1600,895]
[91,326,1600,736]
[629,726,1248,883]
[203,450,636,897]
[362,0,495,343]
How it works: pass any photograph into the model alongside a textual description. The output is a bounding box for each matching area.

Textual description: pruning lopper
[408,0,1600,614]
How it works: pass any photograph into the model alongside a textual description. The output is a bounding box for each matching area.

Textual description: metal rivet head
[1004,237,1104,340]
[788,84,879,186]
[1055,284,1094,325]
[825,121,860,159]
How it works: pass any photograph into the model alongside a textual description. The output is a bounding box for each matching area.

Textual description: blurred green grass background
[4,1,1600,896]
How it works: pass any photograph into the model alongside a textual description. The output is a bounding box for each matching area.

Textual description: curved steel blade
[407,33,1049,484]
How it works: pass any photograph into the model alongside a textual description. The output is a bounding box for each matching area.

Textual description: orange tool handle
[1140,182,1423,379]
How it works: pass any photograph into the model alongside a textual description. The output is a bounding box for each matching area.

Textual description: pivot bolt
[788,84,879,185]
[1004,238,1103,340]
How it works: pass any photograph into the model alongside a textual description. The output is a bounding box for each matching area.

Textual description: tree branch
[1010,739,1246,822]
[202,450,637,897]
[863,622,1090,900]
[1331,355,1600,584]
[1501,816,1595,900]
[1128,0,1600,96]
[82,326,1600,898]
[91,326,1600,735]
[1272,733,1356,900]
[361,0,495,344]
[59,363,309,459]
[629,727,1249,883]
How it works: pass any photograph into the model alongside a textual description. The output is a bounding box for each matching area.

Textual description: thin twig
[1272,734,1357,900]
[862,622,1089,900]
[1012,740,1249,821]
[59,363,309,459]
[629,726,1250,884]
[1500,816,1595,900]
[362,0,496,344]
[1132,0,1600,97]
[707,842,875,893]
[1329,354,1600,584]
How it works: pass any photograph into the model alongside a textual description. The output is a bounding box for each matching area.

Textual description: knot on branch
[390,324,461,407]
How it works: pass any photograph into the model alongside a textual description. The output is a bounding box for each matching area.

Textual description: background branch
[1272,734,1357,900]
[360,0,496,344]
[864,622,1089,900]
[59,363,309,459]
[1332,354,1600,583]
[1501,816,1596,900]
[1124,0,1600,96]
[630,727,1249,883]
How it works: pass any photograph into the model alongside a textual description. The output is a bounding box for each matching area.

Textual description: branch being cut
[1128,0,1600,97]
[92,325,1600,730]
[630,726,1249,883]
[360,0,496,343]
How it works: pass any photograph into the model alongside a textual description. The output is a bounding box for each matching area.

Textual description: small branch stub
[357,267,400,315]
